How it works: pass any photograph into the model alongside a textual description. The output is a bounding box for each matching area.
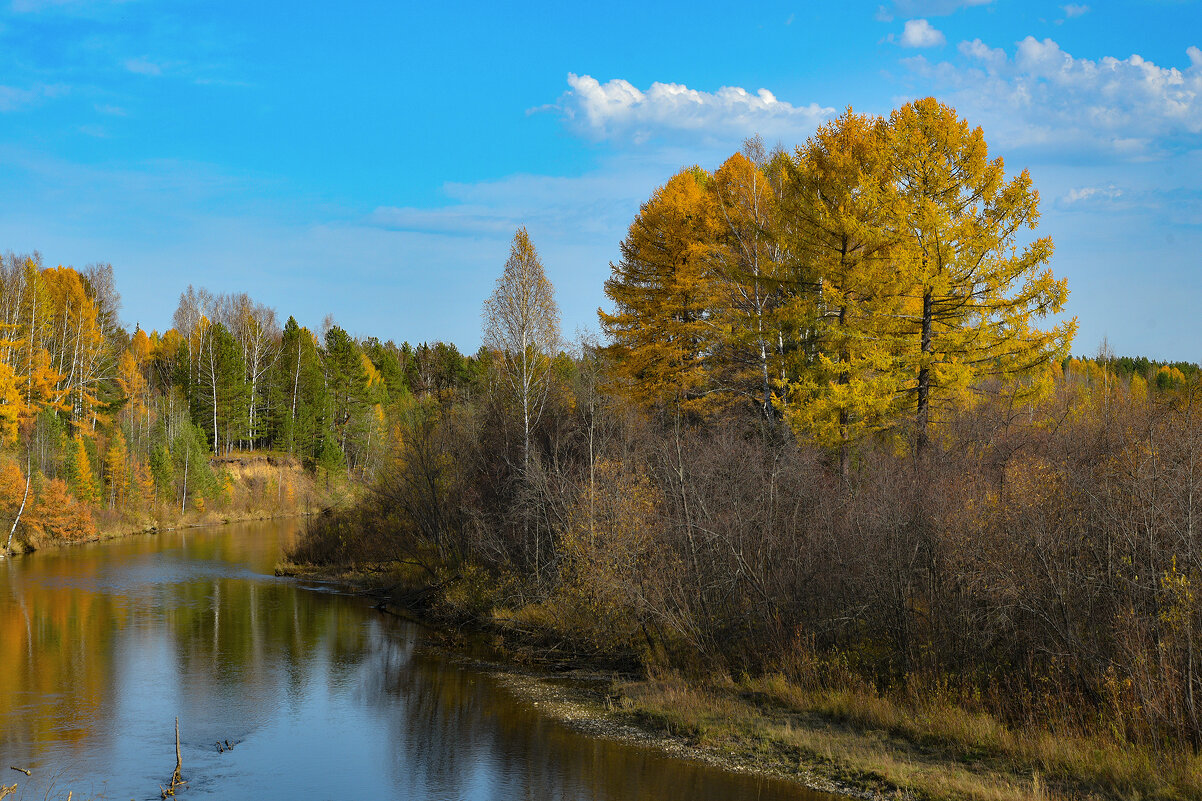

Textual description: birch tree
[226,294,280,449]
[710,145,788,420]
[483,227,560,470]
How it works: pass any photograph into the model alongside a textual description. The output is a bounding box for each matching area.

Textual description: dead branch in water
[0,783,15,800]
[162,716,187,798]
[6,768,29,776]
[173,716,183,784]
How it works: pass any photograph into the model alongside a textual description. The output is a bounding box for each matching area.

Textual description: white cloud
[883,0,991,18]
[0,82,66,111]
[1064,185,1122,204]
[899,19,946,48]
[11,0,85,10]
[1061,4,1089,18]
[124,57,162,76]
[370,154,686,244]
[555,73,835,145]
[10,0,134,14]
[957,38,1006,69]
[0,85,43,111]
[910,37,1202,155]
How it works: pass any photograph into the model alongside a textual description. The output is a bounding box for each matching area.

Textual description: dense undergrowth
[286,362,1202,801]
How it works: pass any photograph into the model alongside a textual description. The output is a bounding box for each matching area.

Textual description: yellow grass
[615,673,1202,801]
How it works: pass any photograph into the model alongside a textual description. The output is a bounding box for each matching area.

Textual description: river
[0,519,835,800]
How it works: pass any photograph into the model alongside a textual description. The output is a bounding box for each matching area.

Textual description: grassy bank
[275,560,1201,801]
[615,675,1202,801]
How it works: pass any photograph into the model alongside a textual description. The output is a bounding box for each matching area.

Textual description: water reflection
[0,521,829,801]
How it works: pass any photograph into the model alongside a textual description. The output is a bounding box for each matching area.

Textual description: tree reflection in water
[0,520,828,801]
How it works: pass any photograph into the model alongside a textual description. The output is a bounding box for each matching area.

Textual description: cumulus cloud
[908,37,1202,156]
[898,19,946,48]
[554,73,835,145]
[957,38,1006,69]
[1061,4,1089,18]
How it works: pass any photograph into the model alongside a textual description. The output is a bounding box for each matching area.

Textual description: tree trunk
[181,443,190,514]
[916,289,933,455]
[290,345,301,454]
[2,454,31,556]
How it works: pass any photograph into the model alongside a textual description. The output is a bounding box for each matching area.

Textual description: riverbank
[7,508,316,554]
[277,561,1193,801]
[2,452,348,557]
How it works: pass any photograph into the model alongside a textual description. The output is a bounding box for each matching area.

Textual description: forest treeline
[289,96,1202,790]
[0,254,489,551]
[6,94,1202,794]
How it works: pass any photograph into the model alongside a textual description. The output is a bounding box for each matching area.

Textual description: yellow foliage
[556,459,667,651]
[779,109,907,455]
[129,327,152,362]
[105,430,129,509]
[600,167,727,418]
[117,350,146,412]
[709,149,788,414]
[0,458,26,513]
[1159,558,1195,636]
[71,438,99,504]
[889,98,1075,445]
[361,352,383,388]
[131,457,155,513]
[41,266,108,429]
[1129,373,1148,404]
[0,360,24,447]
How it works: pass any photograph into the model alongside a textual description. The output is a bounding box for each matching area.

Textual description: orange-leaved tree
[600,167,726,419]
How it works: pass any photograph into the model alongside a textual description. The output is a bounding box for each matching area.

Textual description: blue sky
[0,0,1199,360]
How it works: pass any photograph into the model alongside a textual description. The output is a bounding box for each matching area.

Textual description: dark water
[0,520,832,801]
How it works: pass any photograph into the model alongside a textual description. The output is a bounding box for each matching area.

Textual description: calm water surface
[0,520,833,801]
